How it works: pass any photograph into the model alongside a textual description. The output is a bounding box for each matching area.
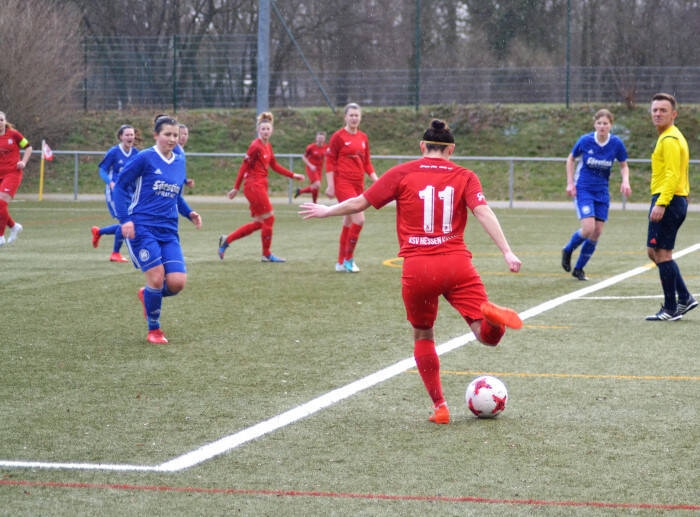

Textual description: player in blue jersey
[91,124,139,262]
[561,109,631,280]
[112,115,202,344]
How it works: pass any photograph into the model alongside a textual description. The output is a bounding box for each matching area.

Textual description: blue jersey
[99,144,139,186]
[113,146,193,233]
[571,132,628,190]
[99,144,139,218]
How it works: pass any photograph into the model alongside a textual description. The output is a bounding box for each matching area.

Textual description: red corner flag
[42,140,54,161]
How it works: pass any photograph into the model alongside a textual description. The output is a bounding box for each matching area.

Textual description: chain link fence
[83,35,700,111]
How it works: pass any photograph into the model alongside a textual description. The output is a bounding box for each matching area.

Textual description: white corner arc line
[2,243,698,472]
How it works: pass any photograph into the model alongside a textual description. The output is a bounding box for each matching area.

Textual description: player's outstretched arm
[299,195,371,219]
[472,205,521,273]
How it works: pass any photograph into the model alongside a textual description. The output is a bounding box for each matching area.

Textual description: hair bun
[257,111,274,125]
[431,119,446,131]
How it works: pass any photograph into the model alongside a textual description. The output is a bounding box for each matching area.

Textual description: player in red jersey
[300,119,522,425]
[218,112,304,263]
[295,131,328,203]
[0,111,32,247]
[325,103,378,272]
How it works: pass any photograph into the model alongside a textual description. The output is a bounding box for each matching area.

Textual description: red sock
[479,318,505,346]
[0,200,9,237]
[261,216,274,256]
[414,339,444,406]
[7,216,15,228]
[345,223,363,261]
[226,220,262,244]
[311,187,319,203]
[337,225,350,264]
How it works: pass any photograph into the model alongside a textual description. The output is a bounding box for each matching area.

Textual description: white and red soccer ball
[466,375,508,418]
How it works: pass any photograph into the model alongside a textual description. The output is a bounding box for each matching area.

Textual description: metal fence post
[508,159,514,208]
[74,153,80,200]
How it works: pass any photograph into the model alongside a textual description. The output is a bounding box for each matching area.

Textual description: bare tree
[0,0,84,145]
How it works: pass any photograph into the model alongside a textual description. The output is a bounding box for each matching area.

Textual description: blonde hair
[344,103,361,114]
[0,111,15,130]
[594,109,613,123]
[257,111,274,127]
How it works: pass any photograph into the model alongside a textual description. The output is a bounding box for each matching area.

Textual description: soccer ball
[466,375,508,418]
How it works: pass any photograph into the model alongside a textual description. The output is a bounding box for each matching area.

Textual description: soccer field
[1,200,698,516]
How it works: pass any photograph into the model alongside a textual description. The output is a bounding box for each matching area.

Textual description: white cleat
[7,223,23,244]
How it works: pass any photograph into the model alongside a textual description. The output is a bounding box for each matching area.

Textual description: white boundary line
[2,243,698,472]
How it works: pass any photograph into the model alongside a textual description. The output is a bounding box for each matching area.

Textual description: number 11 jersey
[363,157,488,258]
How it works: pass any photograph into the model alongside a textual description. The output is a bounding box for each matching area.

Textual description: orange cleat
[147,329,168,344]
[429,403,450,424]
[91,226,101,248]
[137,287,147,319]
[480,301,523,330]
[110,252,129,262]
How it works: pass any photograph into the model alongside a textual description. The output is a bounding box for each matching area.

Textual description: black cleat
[645,307,682,321]
[561,249,572,272]
[572,268,588,281]
[678,296,698,315]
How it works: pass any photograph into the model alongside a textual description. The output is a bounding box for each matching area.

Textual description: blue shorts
[125,225,187,273]
[105,187,117,219]
[647,194,687,250]
[574,187,609,221]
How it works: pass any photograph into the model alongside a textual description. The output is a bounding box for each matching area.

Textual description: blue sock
[564,229,585,253]
[113,231,124,253]
[575,240,597,270]
[671,260,691,303]
[657,261,678,312]
[100,224,120,236]
[143,285,162,330]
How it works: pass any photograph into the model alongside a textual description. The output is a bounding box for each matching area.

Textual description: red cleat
[147,329,168,344]
[480,301,523,330]
[110,252,129,262]
[91,226,101,248]
[429,403,450,424]
[138,287,146,319]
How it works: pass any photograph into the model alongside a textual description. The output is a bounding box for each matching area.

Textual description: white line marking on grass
[2,243,698,472]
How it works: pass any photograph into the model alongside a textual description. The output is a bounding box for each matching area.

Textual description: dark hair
[117,124,133,138]
[422,119,454,150]
[652,92,677,110]
[154,115,177,133]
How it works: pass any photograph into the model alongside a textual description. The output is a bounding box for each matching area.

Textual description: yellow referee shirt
[650,125,690,206]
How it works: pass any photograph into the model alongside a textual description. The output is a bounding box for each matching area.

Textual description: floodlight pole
[257,0,271,114]
[414,0,421,111]
[565,0,571,108]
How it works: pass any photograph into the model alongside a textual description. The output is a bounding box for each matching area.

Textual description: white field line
[2,243,698,473]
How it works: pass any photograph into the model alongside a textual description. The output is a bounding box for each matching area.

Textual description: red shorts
[334,178,365,202]
[244,183,272,217]
[306,168,322,184]
[0,171,23,198]
[401,253,487,329]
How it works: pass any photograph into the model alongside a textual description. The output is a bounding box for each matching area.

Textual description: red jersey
[326,128,374,183]
[304,142,328,174]
[234,138,294,190]
[363,157,489,258]
[0,128,30,176]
